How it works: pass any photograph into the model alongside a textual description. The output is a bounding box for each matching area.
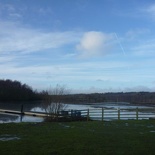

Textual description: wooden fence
[64,107,155,121]
[1,107,155,121]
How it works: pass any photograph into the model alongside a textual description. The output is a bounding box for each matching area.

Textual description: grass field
[0,120,155,155]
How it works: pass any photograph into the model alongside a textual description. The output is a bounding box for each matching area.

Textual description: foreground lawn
[0,120,155,155]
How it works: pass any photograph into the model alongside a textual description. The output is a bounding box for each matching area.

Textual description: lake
[0,101,155,123]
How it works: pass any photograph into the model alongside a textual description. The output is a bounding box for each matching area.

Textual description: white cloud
[124,86,153,92]
[126,28,150,40]
[0,21,81,54]
[145,4,155,16]
[0,55,15,63]
[1,58,154,92]
[0,60,131,89]
[140,3,155,20]
[0,22,116,58]
[132,39,155,56]
[76,31,114,58]
[71,85,155,94]
[0,3,22,20]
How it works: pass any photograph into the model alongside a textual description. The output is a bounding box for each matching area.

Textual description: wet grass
[0,120,155,155]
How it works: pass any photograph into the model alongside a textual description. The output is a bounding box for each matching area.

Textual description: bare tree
[42,84,68,116]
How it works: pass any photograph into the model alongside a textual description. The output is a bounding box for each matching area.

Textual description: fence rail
[63,107,155,121]
[1,107,155,121]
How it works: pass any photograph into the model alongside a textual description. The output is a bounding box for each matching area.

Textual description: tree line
[62,92,155,104]
[0,79,40,101]
[104,92,155,104]
[1,79,155,104]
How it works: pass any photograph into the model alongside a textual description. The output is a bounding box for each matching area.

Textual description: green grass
[0,120,155,155]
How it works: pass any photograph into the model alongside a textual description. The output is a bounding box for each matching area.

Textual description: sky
[0,0,155,93]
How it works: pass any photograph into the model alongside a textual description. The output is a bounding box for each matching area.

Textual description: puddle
[125,123,128,126]
[147,125,154,128]
[150,131,155,133]
[59,123,71,128]
[0,134,20,141]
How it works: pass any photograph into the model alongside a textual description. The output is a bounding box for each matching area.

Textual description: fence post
[102,108,104,122]
[21,104,24,114]
[136,107,139,120]
[87,109,89,121]
[118,108,120,120]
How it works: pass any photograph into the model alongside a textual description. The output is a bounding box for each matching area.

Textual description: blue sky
[0,0,155,93]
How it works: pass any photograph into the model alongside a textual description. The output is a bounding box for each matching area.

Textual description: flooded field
[0,102,155,123]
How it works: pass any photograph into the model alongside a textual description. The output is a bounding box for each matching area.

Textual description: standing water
[0,102,155,123]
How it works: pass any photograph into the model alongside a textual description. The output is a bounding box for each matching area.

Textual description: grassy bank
[0,120,155,155]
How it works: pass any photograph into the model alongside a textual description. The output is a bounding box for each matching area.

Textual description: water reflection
[0,113,44,123]
[0,101,43,123]
[0,113,18,123]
